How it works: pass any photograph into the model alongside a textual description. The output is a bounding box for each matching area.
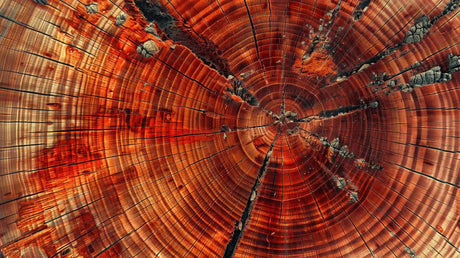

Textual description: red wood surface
[0,0,459,257]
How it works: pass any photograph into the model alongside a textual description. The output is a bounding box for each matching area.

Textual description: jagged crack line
[338,0,459,79]
[295,102,378,122]
[395,164,460,189]
[222,131,279,258]
[134,0,233,78]
[154,157,251,257]
[91,144,242,257]
[283,136,343,255]
[182,161,253,257]
[243,0,266,78]
[134,123,274,142]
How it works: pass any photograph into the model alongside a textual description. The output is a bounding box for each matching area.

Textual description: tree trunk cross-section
[0,0,459,257]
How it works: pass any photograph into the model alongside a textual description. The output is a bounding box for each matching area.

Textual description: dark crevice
[337,0,459,79]
[134,0,265,108]
[353,0,372,21]
[33,0,48,4]
[322,0,343,47]
[318,105,361,118]
[304,35,320,59]
[296,100,378,121]
[396,164,459,189]
[227,77,260,106]
[299,129,384,171]
[132,1,173,27]
[368,54,460,93]
[433,0,460,23]
[133,0,233,77]
[243,0,266,76]
[304,0,342,59]
[337,44,400,79]
[223,133,279,258]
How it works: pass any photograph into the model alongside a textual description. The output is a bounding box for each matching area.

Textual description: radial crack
[299,131,384,171]
[132,1,266,109]
[223,132,279,258]
[132,0,232,77]
[243,0,266,77]
[338,0,459,78]
[227,76,260,106]
[353,0,372,20]
[368,54,460,94]
[295,100,379,122]
[319,105,363,118]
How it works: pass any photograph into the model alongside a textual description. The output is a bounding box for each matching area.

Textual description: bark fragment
[137,40,159,58]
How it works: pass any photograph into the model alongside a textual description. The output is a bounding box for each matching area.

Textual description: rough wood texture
[0,0,459,257]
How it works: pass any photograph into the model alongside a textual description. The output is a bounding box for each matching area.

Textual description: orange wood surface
[0,0,459,257]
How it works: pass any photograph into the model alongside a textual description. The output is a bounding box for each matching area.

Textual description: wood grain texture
[0,0,459,257]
